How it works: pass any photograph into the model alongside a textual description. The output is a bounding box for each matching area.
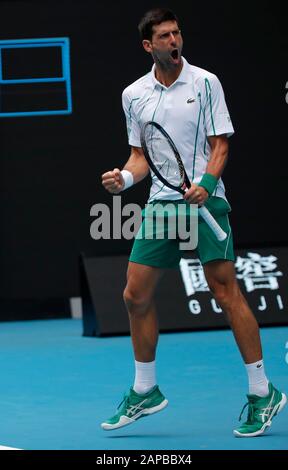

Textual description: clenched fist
[102,168,124,194]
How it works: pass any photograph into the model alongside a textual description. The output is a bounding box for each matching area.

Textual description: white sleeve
[204,75,234,137]
[122,89,141,147]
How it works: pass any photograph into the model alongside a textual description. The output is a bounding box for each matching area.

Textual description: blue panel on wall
[0,37,72,117]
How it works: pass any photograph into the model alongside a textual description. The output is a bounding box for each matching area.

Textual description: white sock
[133,360,156,395]
[245,359,269,397]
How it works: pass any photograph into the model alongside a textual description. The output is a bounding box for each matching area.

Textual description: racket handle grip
[198,206,227,241]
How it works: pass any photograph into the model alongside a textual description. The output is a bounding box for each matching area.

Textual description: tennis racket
[140,121,227,242]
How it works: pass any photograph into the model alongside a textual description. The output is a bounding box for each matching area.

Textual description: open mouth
[171,49,179,61]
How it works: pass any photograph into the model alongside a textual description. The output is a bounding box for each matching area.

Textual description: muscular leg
[203,260,262,363]
[204,261,288,436]
[101,262,167,430]
[123,262,164,362]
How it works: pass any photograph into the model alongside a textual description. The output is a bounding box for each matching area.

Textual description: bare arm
[184,134,229,205]
[102,146,149,194]
[122,146,149,184]
[205,134,229,179]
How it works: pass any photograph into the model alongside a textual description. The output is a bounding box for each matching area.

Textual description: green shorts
[129,196,235,268]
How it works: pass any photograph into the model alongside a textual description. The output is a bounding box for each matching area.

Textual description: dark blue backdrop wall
[0,1,287,313]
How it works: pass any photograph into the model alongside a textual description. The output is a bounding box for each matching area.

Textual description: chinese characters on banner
[180,252,284,315]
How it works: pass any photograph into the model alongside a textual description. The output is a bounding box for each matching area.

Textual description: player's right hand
[101,168,124,194]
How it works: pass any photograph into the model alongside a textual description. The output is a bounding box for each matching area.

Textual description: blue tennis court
[0,319,287,450]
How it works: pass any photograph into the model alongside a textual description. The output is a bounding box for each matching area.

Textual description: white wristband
[121,170,134,190]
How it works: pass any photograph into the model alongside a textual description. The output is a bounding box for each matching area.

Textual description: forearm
[205,145,228,179]
[184,142,228,204]
[122,149,149,184]
[197,135,229,197]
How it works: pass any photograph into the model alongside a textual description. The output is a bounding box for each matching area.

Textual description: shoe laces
[117,392,130,411]
[238,401,255,423]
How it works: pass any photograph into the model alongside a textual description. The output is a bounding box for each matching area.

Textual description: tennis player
[101,7,286,437]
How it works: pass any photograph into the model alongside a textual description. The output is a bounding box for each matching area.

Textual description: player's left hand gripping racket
[140,121,227,242]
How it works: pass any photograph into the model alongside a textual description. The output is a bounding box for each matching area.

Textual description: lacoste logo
[186,98,195,103]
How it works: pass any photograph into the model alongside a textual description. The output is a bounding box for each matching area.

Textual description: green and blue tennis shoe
[234,382,287,437]
[101,385,168,430]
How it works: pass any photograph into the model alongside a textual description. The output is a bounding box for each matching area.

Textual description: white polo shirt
[122,57,234,202]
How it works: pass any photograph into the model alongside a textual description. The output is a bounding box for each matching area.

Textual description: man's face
[143,20,183,67]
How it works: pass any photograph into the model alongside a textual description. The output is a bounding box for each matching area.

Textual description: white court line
[0,445,22,450]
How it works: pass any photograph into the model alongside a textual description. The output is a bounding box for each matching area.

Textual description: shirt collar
[151,57,192,88]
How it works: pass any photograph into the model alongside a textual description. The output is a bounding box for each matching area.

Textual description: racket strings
[144,124,183,187]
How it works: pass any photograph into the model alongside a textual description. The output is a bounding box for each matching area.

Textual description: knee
[209,281,240,311]
[123,287,150,316]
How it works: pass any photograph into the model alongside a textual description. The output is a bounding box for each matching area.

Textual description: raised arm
[101,146,149,194]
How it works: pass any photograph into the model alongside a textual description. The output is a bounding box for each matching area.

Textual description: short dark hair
[138,7,180,41]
